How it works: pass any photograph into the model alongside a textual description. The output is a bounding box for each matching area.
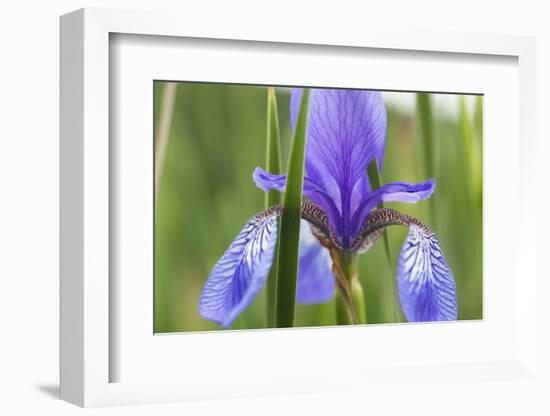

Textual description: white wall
[1,1,548,414]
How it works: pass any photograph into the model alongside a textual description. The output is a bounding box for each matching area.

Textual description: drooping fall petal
[296,221,335,304]
[397,224,457,322]
[199,207,280,328]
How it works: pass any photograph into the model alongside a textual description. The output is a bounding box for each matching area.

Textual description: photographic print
[154,83,482,332]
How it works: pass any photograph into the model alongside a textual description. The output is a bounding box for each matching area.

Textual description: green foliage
[265,87,282,328]
[367,159,402,322]
[275,89,310,327]
[154,83,483,332]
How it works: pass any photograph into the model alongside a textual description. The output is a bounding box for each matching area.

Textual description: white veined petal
[199,209,279,328]
[397,225,457,322]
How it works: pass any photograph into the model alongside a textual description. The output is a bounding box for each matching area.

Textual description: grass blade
[265,87,282,328]
[416,93,435,176]
[474,95,483,137]
[154,82,178,202]
[459,96,482,203]
[367,160,390,257]
[275,89,310,328]
[367,159,401,322]
[416,92,438,229]
[473,95,483,206]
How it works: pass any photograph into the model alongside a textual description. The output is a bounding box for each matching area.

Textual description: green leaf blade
[416,92,438,230]
[265,87,282,328]
[367,159,401,323]
[275,89,310,328]
[416,93,435,177]
[367,160,392,263]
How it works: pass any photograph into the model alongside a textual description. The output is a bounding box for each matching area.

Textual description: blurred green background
[154,82,483,333]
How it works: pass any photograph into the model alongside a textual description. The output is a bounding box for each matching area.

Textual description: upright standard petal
[296,221,335,304]
[291,88,387,246]
[397,225,457,322]
[199,207,281,328]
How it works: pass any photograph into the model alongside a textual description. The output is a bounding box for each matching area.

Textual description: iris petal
[253,167,341,237]
[296,221,335,304]
[198,208,279,328]
[397,225,457,322]
[252,167,287,192]
[350,179,435,239]
[291,88,387,243]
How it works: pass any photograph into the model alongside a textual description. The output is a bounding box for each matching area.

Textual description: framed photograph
[60,8,538,408]
[153,82,482,333]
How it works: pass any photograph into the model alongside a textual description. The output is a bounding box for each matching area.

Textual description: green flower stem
[335,291,354,325]
[333,251,366,325]
[275,89,311,328]
[343,252,367,325]
[351,276,367,324]
[265,87,282,328]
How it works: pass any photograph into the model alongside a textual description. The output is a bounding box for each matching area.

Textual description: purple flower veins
[198,88,457,328]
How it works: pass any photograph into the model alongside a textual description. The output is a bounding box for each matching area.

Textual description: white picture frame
[60,7,538,408]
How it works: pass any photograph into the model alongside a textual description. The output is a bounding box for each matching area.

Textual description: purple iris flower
[199,88,457,328]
